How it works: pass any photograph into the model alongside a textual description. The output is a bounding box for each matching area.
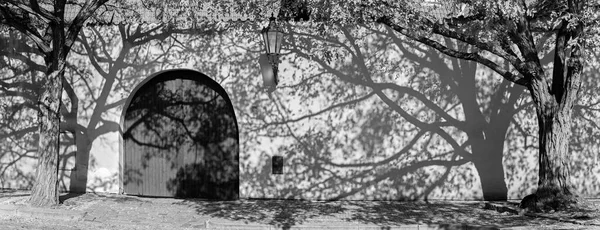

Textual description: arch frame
[118,68,240,196]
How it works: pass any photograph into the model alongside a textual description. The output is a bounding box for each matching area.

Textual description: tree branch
[383,19,529,86]
[0,5,51,54]
[552,22,568,102]
[63,0,111,56]
[2,0,59,23]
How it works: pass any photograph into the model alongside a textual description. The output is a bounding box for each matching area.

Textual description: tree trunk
[29,63,65,207]
[519,89,577,211]
[522,70,580,211]
[520,11,584,211]
[536,102,572,195]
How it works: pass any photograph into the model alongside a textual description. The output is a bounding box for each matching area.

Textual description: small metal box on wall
[272,156,283,174]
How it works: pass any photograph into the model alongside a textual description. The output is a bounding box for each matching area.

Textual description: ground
[1,190,599,229]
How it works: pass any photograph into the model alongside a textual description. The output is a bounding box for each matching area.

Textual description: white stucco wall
[2,23,599,200]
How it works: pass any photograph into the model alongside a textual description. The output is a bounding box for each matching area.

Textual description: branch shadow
[178,199,347,229]
[58,192,84,204]
[176,199,592,229]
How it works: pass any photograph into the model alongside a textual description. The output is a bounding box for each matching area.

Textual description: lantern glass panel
[267,31,280,54]
[262,32,270,54]
[274,32,283,53]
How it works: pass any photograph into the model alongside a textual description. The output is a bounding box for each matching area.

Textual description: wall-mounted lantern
[259,15,284,91]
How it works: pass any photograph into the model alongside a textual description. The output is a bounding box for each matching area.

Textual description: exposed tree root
[519,187,593,214]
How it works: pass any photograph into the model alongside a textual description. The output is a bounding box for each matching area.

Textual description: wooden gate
[123,72,238,199]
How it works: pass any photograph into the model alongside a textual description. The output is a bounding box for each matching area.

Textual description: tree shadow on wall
[123,73,239,199]
[221,22,598,202]
[0,29,78,190]
[235,23,538,201]
[64,23,228,193]
[1,23,233,193]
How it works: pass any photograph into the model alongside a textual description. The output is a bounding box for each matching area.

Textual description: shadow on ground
[59,193,86,204]
[176,199,600,229]
[3,192,599,229]
[176,199,346,229]
[344,201,526,226]
[0,189,30,198]
[176,200,511,227]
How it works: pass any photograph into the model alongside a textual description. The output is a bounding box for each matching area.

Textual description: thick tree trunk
[29,63,65,207]
[519,88,577,211]
[520,11,583,211]
[522,69,581,211]
[536,103,572,195]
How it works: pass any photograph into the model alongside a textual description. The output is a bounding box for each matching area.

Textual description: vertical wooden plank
[158,146,165,197]
[157,140,163,197]
[126,134,132,195]
[156,81,167,197]
[123,126,128,194]
[141,143,146,196]
[123,129,129,195]
[149,140,154,196]
[138,132,144,196]
[129,133,138,195]
[148,138,153,196]
[164,80,175,197]
[134,136,140,196]
[133,133,138,196]
[146,146,151,196]
[160,148,167,197]
[146,131,152,196]
[130,133,137,195]
[124,118,134,195]
[138,135,143,196]
[161,82,168,197]
[134,131,139,196]
[199,142,206,195]
[149,99,156,196]
[151,147,156,196]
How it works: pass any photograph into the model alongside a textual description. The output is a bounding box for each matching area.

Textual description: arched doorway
[122,70,239,199]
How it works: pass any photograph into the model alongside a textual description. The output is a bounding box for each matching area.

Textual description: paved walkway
[1,191,599,229]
